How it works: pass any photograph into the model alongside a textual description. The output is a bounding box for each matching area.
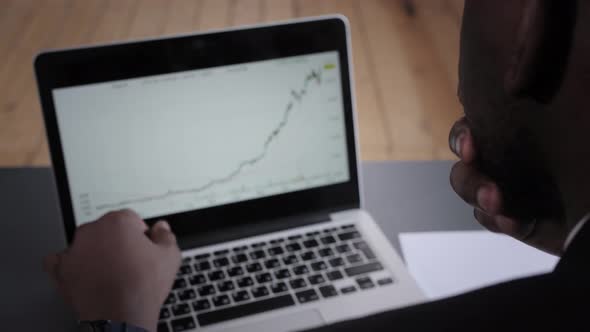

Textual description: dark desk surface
[0,161,477,331]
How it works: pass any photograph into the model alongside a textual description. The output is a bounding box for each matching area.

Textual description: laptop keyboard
[157,224,394,332]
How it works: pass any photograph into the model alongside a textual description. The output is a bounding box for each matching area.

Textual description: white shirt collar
[563,212,590,251]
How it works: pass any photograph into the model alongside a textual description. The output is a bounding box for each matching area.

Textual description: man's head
[458,0,590,222]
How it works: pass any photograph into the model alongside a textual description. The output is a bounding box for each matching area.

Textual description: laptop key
[217,280,235,292]
[335,243,351,253]
[303,239,319,248]
[271,282,289,294]
[283,254,299,265]
[164,293,177,305]
[178,289,197,301]
[198,284,216,297]
[251,285,270,298]
[275,268,291,279]
[341,286,357,294]
[270,238,284,244]
[338,231,361,241]
[287,235,302,241]
[320,235,336,245]
[301,251,316,261]
[308,274,326,285]
[328,257,345,267]
[296,289,319,304]
[188,274,206,286]
[159,307,171,320]
[290,278,307,290]
[232,245,248,252]
[194,253,211,260]
[208,270,225,281]
[232,290,251,302]
[227,266,245,277]
[212,294,231,307]
[285,242,302,252]
[237,276,254,288]
[344,262,384,277]
[250,250,266,260]
[157,322,169,332]
[318,247,334,257]
[256,272,272,284]
[197,294,295,327]
[326,270,344,281]
[293,264,310,275]
[194,261,211,272]
[246,262,263,273]
[311,261,328,271]
[346,253,363,265]
[341,224,356,230]
[319,285,338,298]
[213,249,229,256]
[268,246,284,256]
[264,258,280,269]
[213,257,230,268]
[251,241,267,248]
[178,265,192,275]
[172,278,187,290]
[171,316,196,332]
[377,277,394,286]
[231,253,248,264]
[354,241,377,260]
[192,299,211,312]
[356,276,375,290]
[171,303,191,316]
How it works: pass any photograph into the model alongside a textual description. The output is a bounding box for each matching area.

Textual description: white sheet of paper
[399,231,559,300]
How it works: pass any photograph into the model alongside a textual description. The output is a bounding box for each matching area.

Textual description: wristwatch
[77,320,148,332]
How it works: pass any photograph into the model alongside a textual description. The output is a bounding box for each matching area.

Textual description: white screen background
[53,51,350,225]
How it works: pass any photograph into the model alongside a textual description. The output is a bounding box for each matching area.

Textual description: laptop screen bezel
[35,16,360,245]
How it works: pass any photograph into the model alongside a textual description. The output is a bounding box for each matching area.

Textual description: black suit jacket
[306,222,589,331]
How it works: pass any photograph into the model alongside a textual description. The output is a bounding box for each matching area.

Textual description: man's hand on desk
[449,118,568,256]
[43,209,181,332]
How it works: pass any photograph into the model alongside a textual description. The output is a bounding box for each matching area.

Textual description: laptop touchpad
[220,309,324,332]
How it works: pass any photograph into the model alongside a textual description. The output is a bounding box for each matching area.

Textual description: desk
[0,161,478,331]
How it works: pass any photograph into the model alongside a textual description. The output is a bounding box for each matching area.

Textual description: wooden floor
[0,0,464,166]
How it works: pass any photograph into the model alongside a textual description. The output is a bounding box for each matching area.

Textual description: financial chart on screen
[53,51,350,225]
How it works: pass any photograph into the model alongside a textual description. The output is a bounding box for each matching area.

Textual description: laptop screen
[52,51,350,225]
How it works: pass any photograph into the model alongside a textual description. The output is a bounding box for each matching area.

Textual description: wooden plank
[411,1,464,159]
[0,0,107,166]
[261,0,294,22]
[229,0,263,26]
[91,0,140,43]
[163,0,202,35]
[127,0,171,39]
[0,0,36,62]
[0,0,70,166]
[197,0,231,31]
[360,0,460,160]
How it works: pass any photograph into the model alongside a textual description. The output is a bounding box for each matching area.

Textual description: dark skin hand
[449,117,568,256]
[44,209,181,332]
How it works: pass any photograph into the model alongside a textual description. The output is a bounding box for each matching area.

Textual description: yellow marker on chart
[324,63,336,70]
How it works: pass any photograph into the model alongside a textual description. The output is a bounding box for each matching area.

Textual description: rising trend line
[95,68,323,211]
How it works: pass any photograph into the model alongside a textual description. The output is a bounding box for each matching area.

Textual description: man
[44,1,590,331]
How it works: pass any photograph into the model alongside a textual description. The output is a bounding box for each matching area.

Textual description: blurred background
[0,0,464,166]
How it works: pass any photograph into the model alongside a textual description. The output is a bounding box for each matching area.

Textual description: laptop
[35,16,424,332]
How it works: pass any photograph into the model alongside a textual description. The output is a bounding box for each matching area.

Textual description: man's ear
[505,0,577,104]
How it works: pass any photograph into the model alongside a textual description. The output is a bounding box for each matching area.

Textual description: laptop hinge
[178,209,337,250]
